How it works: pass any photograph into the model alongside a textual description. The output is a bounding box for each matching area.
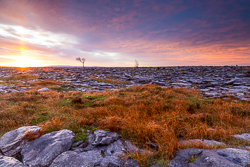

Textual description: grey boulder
[79,140,124,167]
[21,129,75,167]
[0,155,25,167]
[92,130,120,146]
[178,139,226,147]
[38,88,50,92]
[233,133,250,142]
[169,148,250,167]
[0,126,41,157]
[77,131,140,167]
[119,157,140,167]
[49,151,86,167]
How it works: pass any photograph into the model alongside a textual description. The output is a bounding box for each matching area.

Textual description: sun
[6,61,35,67]
[19,61,36,67]
[1,56,46,67]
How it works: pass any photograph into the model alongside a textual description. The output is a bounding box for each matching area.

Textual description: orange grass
[1,73,37,81]
[0,84,249,165]
[28,80,66,87]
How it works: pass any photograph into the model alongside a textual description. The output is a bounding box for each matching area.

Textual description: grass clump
[49,85,75,92]
[155,159,169,167]
[1,73,37,81]
[75,132,88,142]
[188,154,200,163]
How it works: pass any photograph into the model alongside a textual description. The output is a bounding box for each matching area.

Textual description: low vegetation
[0,80,249,166]
[90,76,128,85]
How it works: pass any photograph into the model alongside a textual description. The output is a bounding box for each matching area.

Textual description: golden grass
[28,80,66,87]
[1,73,37,81]
[0,84,249,166]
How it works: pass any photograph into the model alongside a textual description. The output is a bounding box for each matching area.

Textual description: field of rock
[0,66,250,100]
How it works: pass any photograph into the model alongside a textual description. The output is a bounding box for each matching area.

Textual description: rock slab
[233,133,250,142]
[0,155,25,167]
[0,126,41,157]
[21,129,75,167]
[169,148,250,167]
[49,151,87,167]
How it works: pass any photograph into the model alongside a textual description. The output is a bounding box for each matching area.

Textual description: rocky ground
[1,126,250,167]
[0,66,250,101]
[0,126,141,167]
[0,66,250,166]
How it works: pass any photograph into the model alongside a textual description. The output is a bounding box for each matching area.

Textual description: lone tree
[135,59,139,68]
[76,57,86,67]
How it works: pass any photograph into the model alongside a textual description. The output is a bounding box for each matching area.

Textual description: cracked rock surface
[0,66,249,101]
[0,126,41,158]
[168,148,250,167]
[1,127,250,167]
[21,129,75,167]
[0,127,140,167]
[0,155,25,167]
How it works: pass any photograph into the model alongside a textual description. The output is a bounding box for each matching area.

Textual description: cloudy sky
[0,0,249,67]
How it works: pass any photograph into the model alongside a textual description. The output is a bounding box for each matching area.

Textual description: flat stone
[49,151,87,167]
[225,78,237,85]
[119,157,140,167]
[0,155,25,167]
[179,139,226,147]
[0,85,6,89]
[168,148,250,167]
[38,88,50,92]
[0,126,41,157]
[92,130,120,146]
[78,139,140,167]
[233,133,250,142]
[21,129,75,167]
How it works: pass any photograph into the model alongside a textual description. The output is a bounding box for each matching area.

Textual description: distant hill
[44,65,100,67]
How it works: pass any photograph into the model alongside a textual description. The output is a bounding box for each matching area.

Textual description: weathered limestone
[178,139,226,147]
[21,129,75,167]
[92,130,121,146]
[49,151,87,167]
[0,155,25,167]
[168,148,250,167]
[74,130,140,167]
[0,66,249,101]
[38,88,50,92]
[0,126,250,167]
[0,126,41,157]
[233,133,250,142]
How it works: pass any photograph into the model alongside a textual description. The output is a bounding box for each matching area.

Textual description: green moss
[82,125,97,133]
[155,159,169,167]
[188,154,200,163]
[75,132,88,142]
[32,115,47,125]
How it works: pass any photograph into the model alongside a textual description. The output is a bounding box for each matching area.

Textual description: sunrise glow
[0,0,249,67]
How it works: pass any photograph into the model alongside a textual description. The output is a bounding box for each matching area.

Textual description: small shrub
[155,158,169,167]
[32,115,47,125]
[74,132,88,142]
[188,154,200,163]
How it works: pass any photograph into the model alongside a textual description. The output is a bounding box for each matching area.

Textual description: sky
[0,0,249,67]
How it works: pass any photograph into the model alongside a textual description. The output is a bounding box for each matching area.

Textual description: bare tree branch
[76,57,86,67]
[135,59,139,68]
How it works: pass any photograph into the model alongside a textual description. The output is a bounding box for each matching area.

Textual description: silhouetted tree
[135,59,139,68]
[76,57,86,67]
